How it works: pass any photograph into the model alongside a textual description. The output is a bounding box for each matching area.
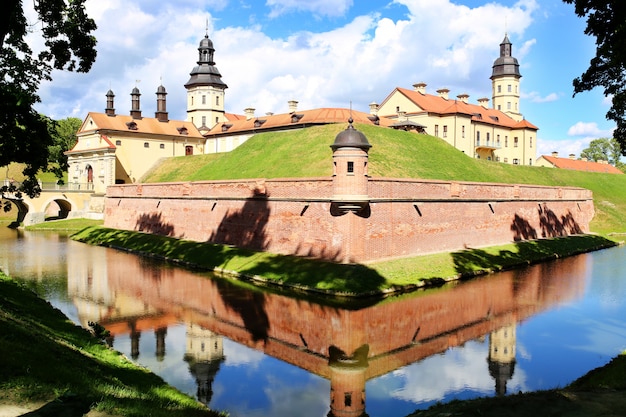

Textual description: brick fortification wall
[104,177,594,263]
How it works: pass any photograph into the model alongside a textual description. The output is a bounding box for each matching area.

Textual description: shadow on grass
[451,234,617,277]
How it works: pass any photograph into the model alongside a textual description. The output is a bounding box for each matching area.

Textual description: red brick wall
[104,177,594,263]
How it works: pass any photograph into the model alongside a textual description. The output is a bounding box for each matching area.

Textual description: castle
[66,32,537,194]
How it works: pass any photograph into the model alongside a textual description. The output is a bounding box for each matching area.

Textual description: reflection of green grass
[24,218,103,231]
[0,273,220,416]
[72,226,617,295]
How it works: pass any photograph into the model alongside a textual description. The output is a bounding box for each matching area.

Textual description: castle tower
[490,34,522,122]
[487,324,517,396]
[183,324,225,405]
[330,118,372,213]
[185,30,228,130]
[105,89,115,116]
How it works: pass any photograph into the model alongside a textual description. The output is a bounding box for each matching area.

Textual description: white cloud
[525,91,560,103]
[567,121,613,137]
[31,0,540,123]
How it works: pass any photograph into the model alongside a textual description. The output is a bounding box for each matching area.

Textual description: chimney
[477,97,489,108]
[569,153,575,160]
[105,89,116,116]
[437,88,450,100]
[244,107,255,120]
[288,99,298,113]
[457,93,469,103]
[155,85,168,122]
[551,151,559,158]
[130,87,142,119]
[369,102,379,115]
[413,82,427,94]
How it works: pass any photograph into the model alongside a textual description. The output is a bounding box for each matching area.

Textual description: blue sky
[30,0,614,157]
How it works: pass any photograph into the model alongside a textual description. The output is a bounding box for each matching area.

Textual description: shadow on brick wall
[136,212,176,236]
[539,205,582,238]
[209,188,270,251]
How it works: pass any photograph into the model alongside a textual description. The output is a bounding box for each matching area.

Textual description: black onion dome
[491,34,521,79]
[185,34,228,89]
[330,118,372,151]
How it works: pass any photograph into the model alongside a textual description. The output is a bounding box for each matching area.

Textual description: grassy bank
[0,273,220,417]
[71,225,618,296]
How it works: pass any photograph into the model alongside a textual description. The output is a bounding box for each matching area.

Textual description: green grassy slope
[141,123,626,235]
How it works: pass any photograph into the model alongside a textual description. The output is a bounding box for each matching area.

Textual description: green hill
[141,123,626,235]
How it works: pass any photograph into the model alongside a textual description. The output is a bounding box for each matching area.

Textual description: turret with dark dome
[185,29,228,130]
[490,33,523,121]
[490,34,521,79]
[185,34,228,89]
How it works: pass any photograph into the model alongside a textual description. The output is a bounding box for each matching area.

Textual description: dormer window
[126,121,138,130]
[221,123,233,132]
[254,119,266,128]
[290,113,304,123]
[177,127,188,135]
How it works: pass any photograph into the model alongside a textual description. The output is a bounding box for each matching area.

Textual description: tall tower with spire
[185,27,228,131]
[490,34,522,122]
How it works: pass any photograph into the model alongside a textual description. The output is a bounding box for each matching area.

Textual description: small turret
[330,118,371,213]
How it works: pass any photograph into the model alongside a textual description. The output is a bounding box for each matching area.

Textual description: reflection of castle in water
[66,245,587,416]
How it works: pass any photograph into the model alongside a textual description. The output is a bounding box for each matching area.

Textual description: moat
[1,227,625,417]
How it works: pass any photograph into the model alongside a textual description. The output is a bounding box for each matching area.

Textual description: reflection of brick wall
[104,178,594,263]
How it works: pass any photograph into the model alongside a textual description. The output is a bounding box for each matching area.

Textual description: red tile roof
[539,155,623,174]
[208,107,393,136]
[78,112,204,138]
[382,87,538,130]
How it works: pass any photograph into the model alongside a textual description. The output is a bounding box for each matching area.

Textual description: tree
[579,137,620,164]
[563,0,626,154]
[0,0,96,203]
[48,117,82,181]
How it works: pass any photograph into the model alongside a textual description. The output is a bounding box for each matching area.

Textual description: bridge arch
[40,196,73,220]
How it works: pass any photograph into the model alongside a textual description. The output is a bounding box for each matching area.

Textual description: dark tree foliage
[0,0,96,203]
[563,0,626,154]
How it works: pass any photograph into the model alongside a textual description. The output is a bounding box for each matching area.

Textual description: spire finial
[205,18,209,37]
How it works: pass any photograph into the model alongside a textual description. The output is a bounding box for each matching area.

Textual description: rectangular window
[513,158,519,165]
[443,125,447,138]
[144,142,149,148]
[497,85,501,93]
[507,84,512,92]
[115,140,121,146]
[462,125,465,138]
[496,134,500,146]
[530,137,533,148]
[159,143,165,149]
[486,132,490,145]
[514,137,519,147]
[202,116,206,126]
[505,136,508,147]
[202,95,206,104]
[434,125,439,136]
[216,96,220,105]
[347,161,354,173]
[476,131,480,146]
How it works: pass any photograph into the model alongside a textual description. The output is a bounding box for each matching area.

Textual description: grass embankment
[71,225,617,295]
[142,123,626,236]
[0,273,220,417]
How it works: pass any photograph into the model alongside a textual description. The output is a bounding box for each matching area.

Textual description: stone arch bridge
[5,182,103,226]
